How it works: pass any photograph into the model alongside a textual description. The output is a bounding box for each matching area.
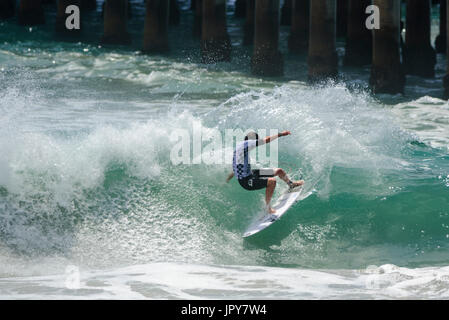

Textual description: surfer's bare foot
[291,180,304,188]
[267,206,276,214]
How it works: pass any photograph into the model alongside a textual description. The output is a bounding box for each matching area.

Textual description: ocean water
[1,1,449,299]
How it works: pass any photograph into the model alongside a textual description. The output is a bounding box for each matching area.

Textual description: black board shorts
[238,169,275,191]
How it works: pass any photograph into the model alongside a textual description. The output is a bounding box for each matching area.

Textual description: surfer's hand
[265,131,290,144]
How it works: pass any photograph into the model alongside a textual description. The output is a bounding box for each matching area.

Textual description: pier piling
[370,0,405,94]
[81,0,97,10]
[18,0,45,26]
[344,0,372,66]
[404,0,436,77]
[143,0,170,53]
[251,0,283,76]
[169,0,180,25]
[281,0,292,25]
[336,0,348,38]
[436,0,447,53]
[288,0,309,54]
[201,0,231,63]
[235,0,246,18]
[0,0,15,20]
[193,0,202,37]
[243,0,255,45]
[101,0,131,45]
[308,0,338,81]
[444,0,449,98]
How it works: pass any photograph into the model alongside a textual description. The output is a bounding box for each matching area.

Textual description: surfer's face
[245,132,259,145]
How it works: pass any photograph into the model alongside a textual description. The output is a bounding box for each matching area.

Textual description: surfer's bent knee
[274,168,285,177]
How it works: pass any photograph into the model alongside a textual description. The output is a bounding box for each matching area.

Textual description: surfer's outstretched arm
[226,172,234,183]
[262,130,291,145]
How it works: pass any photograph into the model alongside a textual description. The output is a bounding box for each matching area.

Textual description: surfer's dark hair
[245,131,259,146]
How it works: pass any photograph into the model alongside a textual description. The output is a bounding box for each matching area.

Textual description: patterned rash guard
[232,140,258,179]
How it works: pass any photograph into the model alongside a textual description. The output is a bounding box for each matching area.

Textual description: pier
[2,0,449,97]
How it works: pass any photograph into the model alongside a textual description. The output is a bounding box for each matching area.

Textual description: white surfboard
[243,186,311,238]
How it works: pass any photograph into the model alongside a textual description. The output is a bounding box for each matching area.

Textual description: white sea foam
[2,262,449,300]
[391,96,449,150]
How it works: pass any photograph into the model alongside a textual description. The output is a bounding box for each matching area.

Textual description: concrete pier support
[251,0,283,76]
[18,0,45,25]
[436,0,447,53]
[101,0,131,18]
[444,0,449,98]
[288,0,309,54]
[344,0,372,66]
[102,0,131,45]
[308,0,337,81]
[243,0,255,45]
[56,0,81,36]
[403,0,436,77]
[169,0,180,25]
[201,0,231,63]
[193,0,202,37]
[336,0,348,38]
[370,0,405,94]
[81,0,97,10]
[143,0,170,53]
[281,0,292,25]
[235,0,246,18]
[0,0,15,20]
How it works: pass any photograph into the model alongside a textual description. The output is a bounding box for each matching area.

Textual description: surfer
[226,131,304,214]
